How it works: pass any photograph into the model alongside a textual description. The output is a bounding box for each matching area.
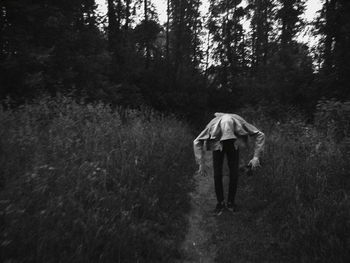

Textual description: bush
[239,105,350,262]
[0,96,195,262]
[315,99,350,142]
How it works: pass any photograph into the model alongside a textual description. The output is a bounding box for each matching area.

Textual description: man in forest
[193,112,265,215]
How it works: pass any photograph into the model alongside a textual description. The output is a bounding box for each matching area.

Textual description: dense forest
[1,0,349,118]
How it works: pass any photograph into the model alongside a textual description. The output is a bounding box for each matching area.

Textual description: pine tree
[269,0,314,106]
[248,0,276,73]
[0,0,107,101]
[316,0,350,99]
[208,0,247,89]
[170,0,202,79]
[277,0,305,47]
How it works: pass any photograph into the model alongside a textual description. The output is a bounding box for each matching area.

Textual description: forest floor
[177,153,290,263]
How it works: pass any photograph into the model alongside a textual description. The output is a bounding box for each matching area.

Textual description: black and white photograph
[0,0,349,262]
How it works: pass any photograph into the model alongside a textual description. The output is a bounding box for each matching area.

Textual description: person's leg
[213,149,225,204]
[224,140,239,205]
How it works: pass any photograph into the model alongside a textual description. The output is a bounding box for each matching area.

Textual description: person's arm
[193,137,204,165]
[193,128,209,176]
[243,122,265,169]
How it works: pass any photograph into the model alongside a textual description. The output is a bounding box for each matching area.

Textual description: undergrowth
[0,96,195,263]
[236,101,350,262]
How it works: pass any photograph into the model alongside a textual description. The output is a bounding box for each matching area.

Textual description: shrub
[239,105,350,262]
[0,96,195,262]
[315,99,350,142]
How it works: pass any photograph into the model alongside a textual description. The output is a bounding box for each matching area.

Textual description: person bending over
[193,112,265,215]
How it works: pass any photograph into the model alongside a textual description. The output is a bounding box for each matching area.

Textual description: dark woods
[1,1,350,262]
[0,0,349,118]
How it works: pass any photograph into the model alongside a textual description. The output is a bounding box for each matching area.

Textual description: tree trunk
[205,29,211,76]
[125,0,131,31]
[107,0,116,51]
[144,0,150,68]
[324,0,336,74]
[166,0,170,68]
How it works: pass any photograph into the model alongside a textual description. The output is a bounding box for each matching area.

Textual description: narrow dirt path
[178,153,287,263]
[178,153,218,263]
[179,173,217,262]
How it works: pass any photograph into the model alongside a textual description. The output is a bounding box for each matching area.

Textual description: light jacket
[193,113,265,165]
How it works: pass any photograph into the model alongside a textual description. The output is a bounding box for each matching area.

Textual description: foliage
[238,105,350,262]
[208,0,247,87]
[315,99,350,142]
[0,96,195,262]
[246,0,276,71]
[314,0,350,100]
[0,0,111,102]
[206,0,316,112]
[1,0,349,117]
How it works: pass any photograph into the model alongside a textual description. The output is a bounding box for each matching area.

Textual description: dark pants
[213,139,239,204]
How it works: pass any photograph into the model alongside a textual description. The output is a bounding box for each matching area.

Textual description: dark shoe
[213,202,225,216]
[226,202,238,212]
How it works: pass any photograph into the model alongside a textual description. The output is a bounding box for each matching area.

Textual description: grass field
[1,97,349,262]
[215,105,350,262]
[0,96,196,262]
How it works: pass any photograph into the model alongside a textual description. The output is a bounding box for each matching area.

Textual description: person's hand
[197,163,208,177]
[248,157,260,170]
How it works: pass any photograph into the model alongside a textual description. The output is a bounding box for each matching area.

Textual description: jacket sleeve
[193,128,208,165]
[243,122,265,158]
[193,138,204,165]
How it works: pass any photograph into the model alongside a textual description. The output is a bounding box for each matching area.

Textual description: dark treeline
[0,0,349,118]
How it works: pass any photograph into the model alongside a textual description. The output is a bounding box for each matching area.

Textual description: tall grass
[240,104,350,262]
[0,96,195,262]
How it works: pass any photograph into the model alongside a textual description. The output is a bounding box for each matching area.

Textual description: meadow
[0,96,195,262]
[0,96,349,262]
[225,101,350,262]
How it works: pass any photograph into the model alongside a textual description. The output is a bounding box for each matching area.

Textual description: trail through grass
[177,152,217,263]
[181,104,349,263]
[1,98,348,262]
[179,152,288,263]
